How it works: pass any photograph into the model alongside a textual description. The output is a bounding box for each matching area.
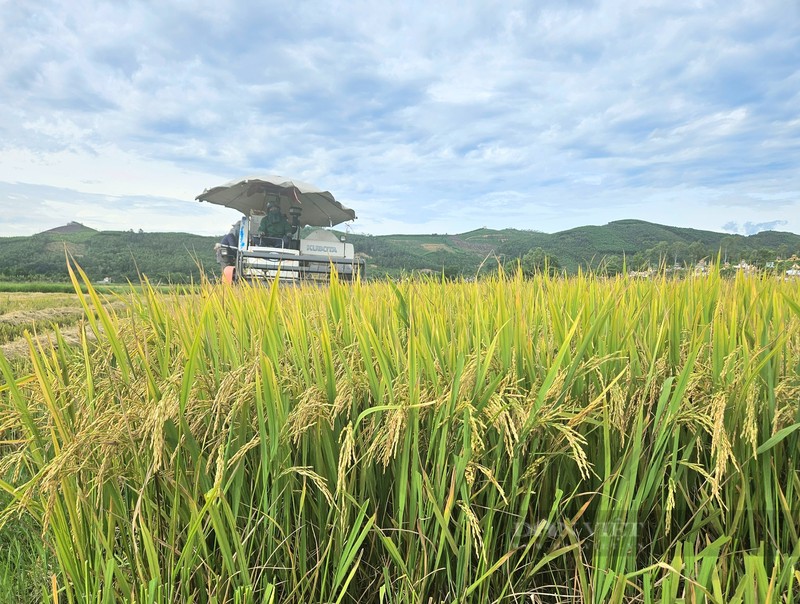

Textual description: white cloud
[0,0,799,238]
[0,182,239,237]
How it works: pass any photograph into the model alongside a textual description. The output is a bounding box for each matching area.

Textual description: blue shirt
[220,232,238,248]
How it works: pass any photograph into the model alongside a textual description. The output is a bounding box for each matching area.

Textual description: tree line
[1,225,798,282]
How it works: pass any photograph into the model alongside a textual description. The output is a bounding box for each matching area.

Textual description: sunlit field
[2,264,800,603]
[0,292,86,347]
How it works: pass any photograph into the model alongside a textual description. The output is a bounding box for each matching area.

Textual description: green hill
[349,220,800,276]
[40,221,97,236]
[0,229,218,283]
[1,220,799,283]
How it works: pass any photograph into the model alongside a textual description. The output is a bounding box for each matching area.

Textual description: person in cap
[215,220,240,268]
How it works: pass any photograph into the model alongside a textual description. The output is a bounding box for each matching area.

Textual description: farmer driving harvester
[258,202,294,247]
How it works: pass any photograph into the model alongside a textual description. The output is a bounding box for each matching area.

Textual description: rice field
[1,263,800,603]
[0,291,132,363]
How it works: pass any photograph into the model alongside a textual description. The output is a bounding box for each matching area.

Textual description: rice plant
[1,262,799,603]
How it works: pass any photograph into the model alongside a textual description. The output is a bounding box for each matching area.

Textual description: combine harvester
[197,176,364,284]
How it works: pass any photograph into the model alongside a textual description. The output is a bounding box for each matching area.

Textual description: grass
[1,264,799,602]
[0,281,101,294]
[0,292,84,314]
[0,291,131,347]
[0,287,181,350]
[0,281,195,294]
[0,495,52,604]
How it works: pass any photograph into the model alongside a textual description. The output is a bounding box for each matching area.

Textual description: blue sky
[1,0,798,237]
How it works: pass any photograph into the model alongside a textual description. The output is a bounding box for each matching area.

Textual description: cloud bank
[1,0,799,236]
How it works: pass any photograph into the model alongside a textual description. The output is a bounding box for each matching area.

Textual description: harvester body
[198,176,364,285]
[229,211,362,284]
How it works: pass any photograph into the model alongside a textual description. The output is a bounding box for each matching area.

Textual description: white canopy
[196,175,356,227]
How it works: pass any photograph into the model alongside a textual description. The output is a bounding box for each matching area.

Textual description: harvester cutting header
[196,176,364,284]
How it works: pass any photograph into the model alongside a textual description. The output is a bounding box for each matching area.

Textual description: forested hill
[347,219,800,277]
[0,227,218,283]
[1,219,799,282]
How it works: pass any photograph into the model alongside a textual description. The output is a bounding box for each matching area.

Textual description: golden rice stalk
[336,423,356,496]
[457,499,486,562]
[284,385,330,444]
[279,466,335,508]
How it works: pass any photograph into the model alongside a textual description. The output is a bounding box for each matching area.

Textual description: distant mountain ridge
[346,219,800,276]
[0,219,798,281]
[39,221,97,235]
